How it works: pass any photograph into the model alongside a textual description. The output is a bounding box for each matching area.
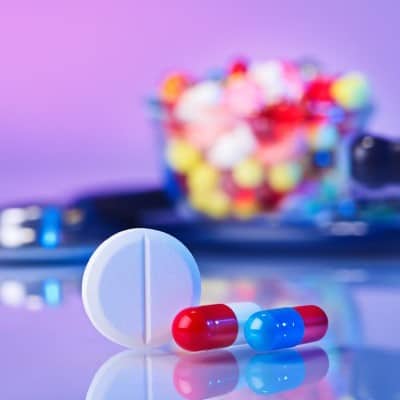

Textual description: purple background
[1,0,399,205]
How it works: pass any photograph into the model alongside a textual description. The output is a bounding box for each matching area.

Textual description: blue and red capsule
[172,303,328,352]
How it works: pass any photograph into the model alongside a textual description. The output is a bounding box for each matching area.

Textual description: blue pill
[314,150,334,168]
[244,308,305,352]
[337,199,357,219]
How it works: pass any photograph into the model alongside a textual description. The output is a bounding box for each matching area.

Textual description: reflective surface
[1,252,400,399]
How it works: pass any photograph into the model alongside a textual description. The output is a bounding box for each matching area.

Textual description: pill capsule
[172,302,261,351]
[244,305,328,352]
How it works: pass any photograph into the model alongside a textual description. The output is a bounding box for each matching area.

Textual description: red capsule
[172,304,238,352]
[256,184,284,211]
[304,78,333,102]
[294,305,329,344]
[265,101,306,124]
[229,59,248,75]
[172,302,261,352]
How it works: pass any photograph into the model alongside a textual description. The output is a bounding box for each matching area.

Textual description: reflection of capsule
[173,351,241,400]
[246,347,330,395]
[174,347,330,399]
[172,302,260,351]
[245,305,328,352]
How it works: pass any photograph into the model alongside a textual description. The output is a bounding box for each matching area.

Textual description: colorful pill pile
[155,59,373,218]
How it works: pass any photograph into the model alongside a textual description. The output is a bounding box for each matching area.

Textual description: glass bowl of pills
[150,58,373,220]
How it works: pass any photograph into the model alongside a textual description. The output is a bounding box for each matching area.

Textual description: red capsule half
[294,305,328,344]
[172,304,238,352]
[172,302,261,352]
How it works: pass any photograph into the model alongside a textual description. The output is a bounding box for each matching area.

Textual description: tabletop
[1,251,399,399]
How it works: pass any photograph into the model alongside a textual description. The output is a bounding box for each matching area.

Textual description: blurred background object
[2,0,400,206]
[152,58,372,219]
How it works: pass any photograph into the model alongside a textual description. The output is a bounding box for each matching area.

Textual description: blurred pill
[309,124,339,151]
[187,163,220,193]
[232,189,260,219]
[331,72,371,110]
[207,123,256,169]
[256,184,284,211]
[304,77,333,102]
[224,77,264,116]
[229,58,248,75]
[233,158,264,189]
[160,73,191,104]
[249,60,288,104]
[175,81,222,122]
[201,190,232,219]
[166,139,202,173]
[267,162,303,193]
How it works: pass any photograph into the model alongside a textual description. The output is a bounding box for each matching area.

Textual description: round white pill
[175,80,221,122]
[207,122,256,169]
[82,228,201,349]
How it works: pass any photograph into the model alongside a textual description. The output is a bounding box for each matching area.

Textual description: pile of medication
[155,59,372,219]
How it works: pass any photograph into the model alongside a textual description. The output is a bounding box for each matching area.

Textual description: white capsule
[207,123,256,169]
[175,81,222,122]
[250,61,285,104]
[250,61,302,104]
[228,302,262,345]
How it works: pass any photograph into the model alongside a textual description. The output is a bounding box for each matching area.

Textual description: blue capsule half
[244,308,305,352]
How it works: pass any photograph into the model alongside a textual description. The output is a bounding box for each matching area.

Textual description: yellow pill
[233,199,259,219]
[202,190,231,219]
[233,158,264,188]
[166,139,201,173]
[160,73,189,103]
[331,72,371,110]
[188,190,208,212]
[267,163,302,193]
[188,163,220,193]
